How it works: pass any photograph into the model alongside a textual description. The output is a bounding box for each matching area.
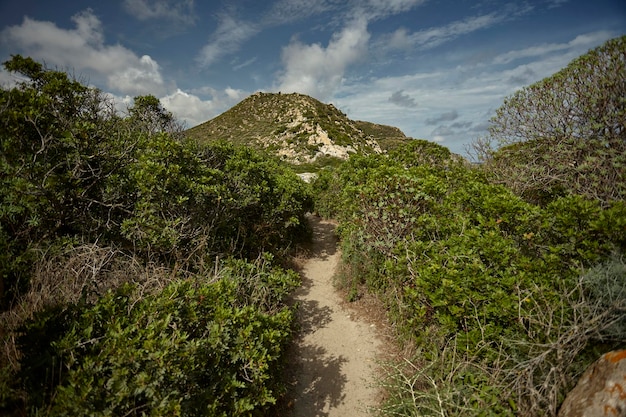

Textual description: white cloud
[360,0,425,19]
[277,17,370,100]
[332,28,618,155]
[231,57,258,71]
[402,13,504,50]
[160,89,215,127]
[377,3,537,53]
[0,9,166,96]
[0,67,23,89]
[224,87,244,100]
[197,14,258,68]
[123,0,196,24]
[493,31,615,65]
[197,0,426,72]
[385,27,413,50]
[160,87,247,127]
[73,8,104,45]
[109,55,164,96]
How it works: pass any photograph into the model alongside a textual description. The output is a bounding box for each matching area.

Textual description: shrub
[14,257,299,416]
[317,142,625,415]
[0,56,311,415]
[476,36,626,206]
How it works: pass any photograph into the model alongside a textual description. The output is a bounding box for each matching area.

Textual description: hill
[185,92,409,165]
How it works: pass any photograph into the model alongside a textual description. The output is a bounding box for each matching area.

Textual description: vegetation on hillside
[185,92,408,165]
[313,36,626,416]
[0,56,312,415]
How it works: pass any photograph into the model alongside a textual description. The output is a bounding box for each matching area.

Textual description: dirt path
[284,216,383,416]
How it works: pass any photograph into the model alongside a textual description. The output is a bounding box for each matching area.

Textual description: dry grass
[0,243,179,374]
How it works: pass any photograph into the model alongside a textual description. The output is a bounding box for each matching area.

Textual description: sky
[0,0,624,155]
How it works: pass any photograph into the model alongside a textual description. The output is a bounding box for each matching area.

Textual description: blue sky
[0,0,624,155]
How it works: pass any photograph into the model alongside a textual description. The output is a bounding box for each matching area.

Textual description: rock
[558,350,626,417]
[296,172,317,183]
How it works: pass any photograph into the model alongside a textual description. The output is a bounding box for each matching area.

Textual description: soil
[280,215,387,416]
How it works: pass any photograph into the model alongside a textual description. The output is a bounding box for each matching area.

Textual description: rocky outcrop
[558,350,626,417]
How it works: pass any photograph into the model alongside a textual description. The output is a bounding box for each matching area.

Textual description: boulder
[558,350,626,417]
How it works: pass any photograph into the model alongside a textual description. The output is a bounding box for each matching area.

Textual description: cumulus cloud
[277,17,369,100]
[109,55,165,96]
[123,0,196,24]
[160,87,246,127]
[197,0,424,75]
[388,90,418,108]
[0,9,166,96]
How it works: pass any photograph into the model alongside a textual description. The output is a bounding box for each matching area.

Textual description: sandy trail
[285,216,382,417]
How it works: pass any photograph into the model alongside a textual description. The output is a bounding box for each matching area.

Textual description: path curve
[285,216,382,417]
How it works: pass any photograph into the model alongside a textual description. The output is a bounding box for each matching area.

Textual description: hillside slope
[185,92,409,165]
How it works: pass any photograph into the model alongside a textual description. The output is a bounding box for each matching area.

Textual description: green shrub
[16,258,299,416]
[0,56,313,306]
[0,57,311,416]
[477,36,626,206]
[319,141,625,415]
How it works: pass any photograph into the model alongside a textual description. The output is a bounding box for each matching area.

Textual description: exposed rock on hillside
[185,92,409,164]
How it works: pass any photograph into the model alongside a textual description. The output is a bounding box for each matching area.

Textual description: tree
[478,36,626,205]
[0,55,123,306]
[126,95,183,136]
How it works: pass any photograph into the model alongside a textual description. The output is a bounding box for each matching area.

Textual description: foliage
[16,257,299,416]
[476,36,626,206]
[502,254,626,415]
[0,55,312,305]
[0,56,312,415]
[313,138,626,415]
[0,55,123,306]
[200,142,313,257]
[387,139,455,168]
[125,94,184,135]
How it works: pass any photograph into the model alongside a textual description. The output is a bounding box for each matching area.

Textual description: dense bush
[476,36,626,206]
[0,55,312,305]
[16,257,298,416]
[312,39,626,415]
[0,56,312,415]
[313,138,626,415]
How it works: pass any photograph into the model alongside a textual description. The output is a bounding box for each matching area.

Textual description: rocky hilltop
[185,92,409,165]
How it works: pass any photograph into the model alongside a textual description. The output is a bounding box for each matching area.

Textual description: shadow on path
[277,216,349,417]
[289,344,348,417]
[303,215,338,260]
